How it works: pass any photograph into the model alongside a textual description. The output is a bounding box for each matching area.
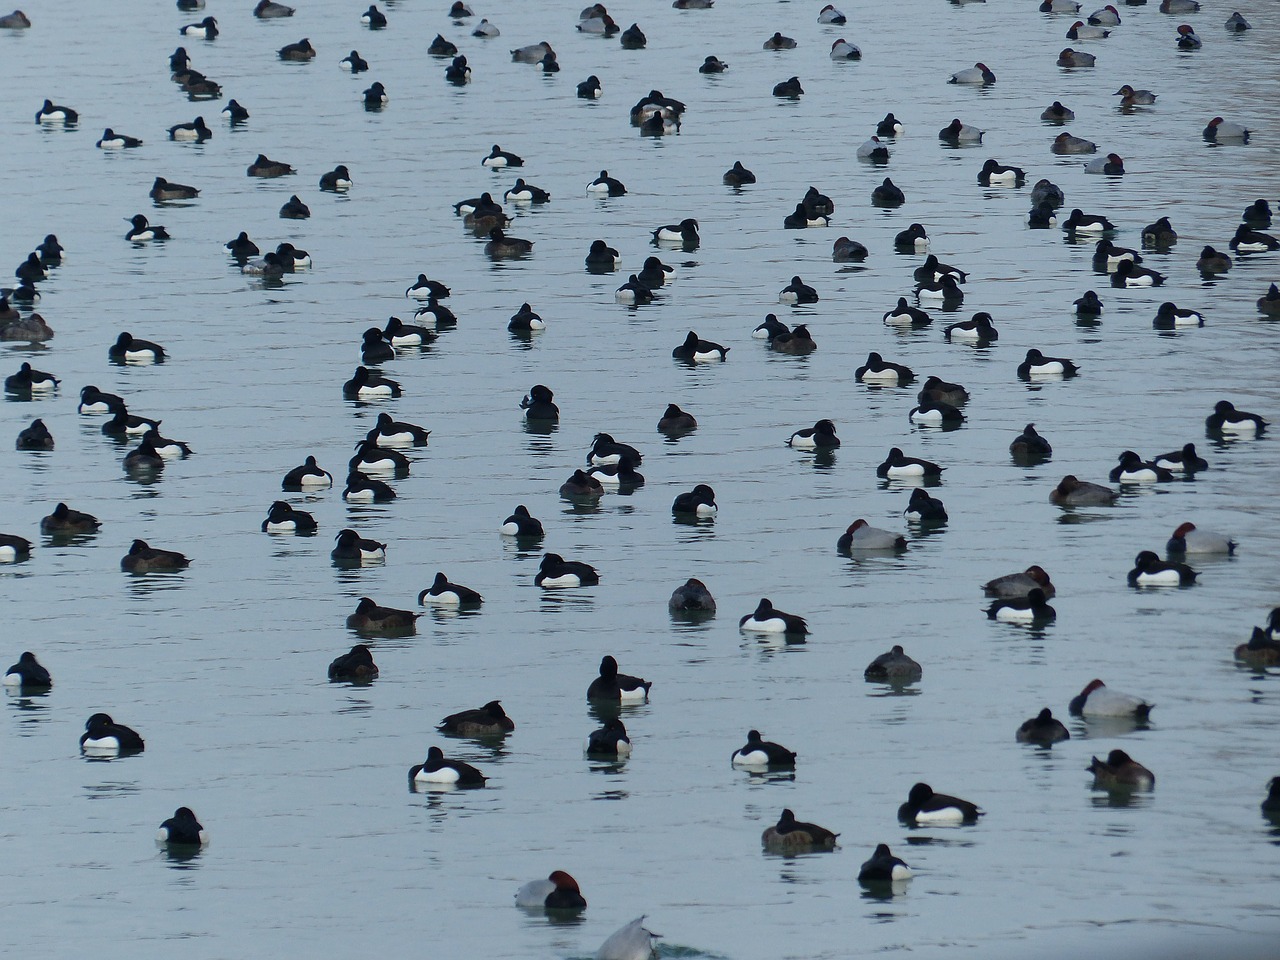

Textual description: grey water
[2,0,1279,957]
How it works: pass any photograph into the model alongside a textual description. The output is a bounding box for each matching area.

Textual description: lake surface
[2,0,1279,958]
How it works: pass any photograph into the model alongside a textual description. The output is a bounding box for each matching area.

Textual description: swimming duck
[637,257,675,288]
[657,403,697,433]
[903,489,948,524]
[1235,628,1280,666]
[942,118,988,144]
[763,31,797,50]
[1205,400,1266,433]
[909,397,964,426]
[918,376,969,406]
[1224,11,1250,30]
[3,651,50,688]
[1089,749,1155,789]
[1243,199,1272,226]
[1257,284,1280,316]
[1109,260,1165,287]
[1057,47,1095,66]
[180,15,217,37]
[0,534,32,563]
[818,4,847,23]
[894,223,929,251]
[150,178,199,201]
[1166,522,1235,555]
[1109,450,1174,482]
[124,215,169,242]
[40,503,100,535]
[78,385,125,415]
[784,203,829,228]
[80,713,145,755]
[37,235,63,264]
[840,519,909,550]
[361,4,386,27]
[16,418,53,451]
[361,82,388,109]
[109,332,166,364]
[884,298,931,327]
[520,384,559,421]
[898,782,982,824]
[777,276,818,304]
[1113,84,1156,107]
[1141,217,1177,247]
[97,128,143,149]
[1128,550,1196,586]
[281,456,332,490]
[717,161,756,188]
[444,55,471,83]
[1152,302,1203,329]
[833,237,869,261]
[584,240,620,272]
[0,10,31,27]
[863,645,922,682]
[1031,179,1066,208]
[787,419,839,450]
[577,12,619,34]
[872,178,904,207]
[732,730,796,768]
[829,38,860,60]
[978,158,1025,186]
[668,578,715,612]
[507,303,546,333]
[1154,443,1206,473]
[947,309,998,341]
[1175,23,1201,49]
[225,233,260,261]
[382,317,436,349]
[1009,423,1053,462]
[587,655,649,700]
[857,352,914,385]
[949,62,996,84]
[537,553,600,588]
[471,17,500,37]
[1017,708,1070,745]
[137,427,189,461]
[1083,153,1124,174]
[876,113,903,136]
[342,470,396,502]
[1050,475,1118,505]
[672,484,716,518]
[121,539,190,572]
[437,701,512,737]
[330,529,386,563]
[515,872,586,911]
[987,587,1056,622]
[772,76,804,98]
[261,501,317,533]
[915,275,964,304]
[858,844,912,883]
[1067,19,1110,38]
[652,219,699,248]
[505,179,551,204]
[1062,208,1115,233]
[343,366,402,399]
[984,565,1055,599]
[877,447,942,478]
[511,40,553,63]
[587,433,642,467]
[1230,225,1279,253]
[411,746,486,786]
[485,228,533,258]
[428,35,457,56]
[915,255,969,284]
[255,0,295,16]
[561,466,603,497]
[340,49,369,71]
[347,597,416,633]
[762,809,838,850]
[699,55,729,73]
[672,331,728,362]
[771,325,817,354]
[1019,349,1078,381]
[1052,132,1096,155]
[499,505,543,539]
[0,311,53,342]
[596,917,661,960]
[739,598,808,636]
[619,22,646,48]
[247,154,295,177]
[349,437,410,475]
[35,99,78,124]
[585,717,632,758]
[1040,101,1075,123]
[278,37,316,61]
[1203,116,1249,143]
[1040,0,1081,10]
[5,361,59,394]
[802,186,835,218]
[157,807,208,846]
[328,643,378,681]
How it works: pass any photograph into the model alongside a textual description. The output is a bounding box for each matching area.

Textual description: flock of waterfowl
[3,0,1280,955]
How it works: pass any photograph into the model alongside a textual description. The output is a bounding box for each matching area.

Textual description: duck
[121,539,190,573]
[858,845,912,883]
[1152,302,1203,329]
[261,501,317,533]
[936,118,985,149]
[652,219,699,246]
[1111,260,1166,287]
[37,235,64,264]
[1070,681,1150,719]
[1057,47,1095,67]
[1031,179,1066,207]
[1136,218,1176,250]
[762,31,797,50]
[903,489,948,524]
[343,366,402,400]
[40,503,100,535]
[762,809,838,850]
[361,4,386,27]
[1230,224,1280,253]
[787,419,839,449]
[1224,11,1251,30]
[983,566,1055,600]
[657,403,697,433]
[586,170,626,195]
[1084,153,1124,175]
[894,223,929,251]
[347,597,416,633]
[872,178,904,207]
[619,22,646,48]
[1109,450,1174,483]
[1075,290,1103,316]
[281,456,333,490]
[839,519,908,550]
[585,717,632,758]
[1017,708,1070,745]
[1040,0,1081,11]
[987,588,1056,622]
[668,578,716,612]
[1089,749,1155,789]
[96,128,143,149]
[918,376,968,406]
[225,232,260,261]
[108,332,166,364]
[444,55,471,83]
[1154,443,1207,473]
[157,808,208,846]
[978,158,1026,187]
[0,10,31,28]
[915,255,969,284]
[615,275,654,305]
[1235,628,1280,666]
[78,385,125,415]
[179,15,218,37]
[1067,19,1110,38]
[863,645,922,682]
[560,469,604,499]
[124,215,169,242]
[1050,475,1118,506]
[515,872,586,911]
[483,147,522,171]
[909,397,964,426]
[150,178,200,202]
[342,470,395,502]
[1205,400,1266,433]
[833,237,869,261]
[801,186,834,218]
[739,598,808,636]
[699,55,729,73]
[877,447,942,479]
[328,644,378,682]
[1258,284,1280,316]
[5,362,59,394]
[829,38,861,60]
[330,529,386,563]
[1175,23,1201,49]
[672,484,717,518]
[1040,101,1075,123]
[537,553,600,588]
[1010,424,1053,462]
[410,746,486,787]
[80,713,145,755]
[511,40,553,63]
[1018,348,1078,379]
[1052,132,1096,155]
[752,315,790,342]
[771,325,817,354]
[949,62,996,84]
[587,655,649,700]
[884,298,931,328]
[438,701,513,737]
[596,918,661,960]
[722,161,755,186]
[428,35,457,57]
[381,317,436,349]
[1088,3,1121,22]
[731,730,796,768]
[856,352,914,385]
[1243,199,1272,227]
[587,433,642,467]
[507,303,546,333]
[1062,208,1114,233]
[485,228,533,258]
[1203,116,1249,143]
[278,37,316,61]
[247,154,295,177]
[279,194,311,219]
[520,384,558,421]
[898,783,982,824]
[784,203,829,229]
[167,116,213,144]
[505,179,551,204]
[336,50,369,76]
[1113,84,1156,107]
[1128,551,1197,586]
[672,331,729,362]
[145,429,194,459]
[577,12,619,35]
[0,311,54,342]
[364,412,429,448]
[585,240,620,271]
[942,312,998,343]
[3,651,51,688]
[35,99,78,124]
[818,4,847,23]
[419,571,483,607]
[16,418,53,451]
[1166,522,1235,556]
[255,0,295,16]
[0,533,32,563]
[915,275,964,304]
[772,76,804,98]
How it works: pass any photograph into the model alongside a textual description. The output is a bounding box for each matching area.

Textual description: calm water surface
[2,0,1279,958]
